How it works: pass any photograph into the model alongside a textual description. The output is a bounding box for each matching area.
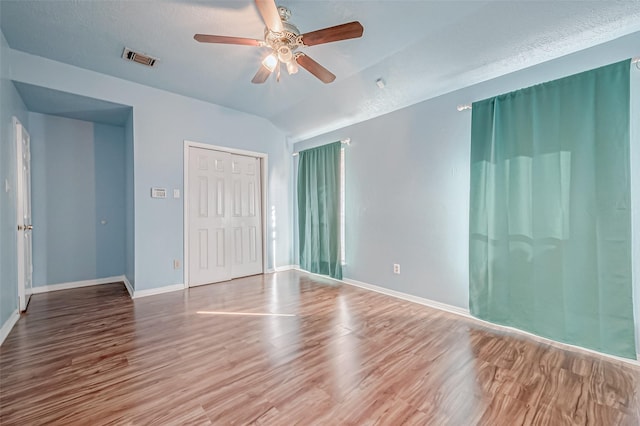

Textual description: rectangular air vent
[122,47,158,67]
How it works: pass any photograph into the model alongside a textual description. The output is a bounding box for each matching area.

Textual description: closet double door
[188,147,263,286]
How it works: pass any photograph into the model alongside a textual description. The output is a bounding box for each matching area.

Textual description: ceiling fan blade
[296,54,336,84]
[301,21,364,46]
[255,0,283,33]
[251,64,273,84]
[194,34,262,46]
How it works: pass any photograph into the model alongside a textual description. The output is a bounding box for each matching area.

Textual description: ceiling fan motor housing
[265,23,300,49]
[264,6,302,58]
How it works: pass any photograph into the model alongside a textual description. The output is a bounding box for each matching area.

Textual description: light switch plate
[5,179,10,193]
[173,189,180,199]
[151,187,167,198]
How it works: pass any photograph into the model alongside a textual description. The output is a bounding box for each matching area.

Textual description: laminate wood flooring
[1,270,640,425]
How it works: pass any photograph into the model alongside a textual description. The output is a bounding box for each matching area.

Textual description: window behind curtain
[297,142,343,279]
[469,59,635,359]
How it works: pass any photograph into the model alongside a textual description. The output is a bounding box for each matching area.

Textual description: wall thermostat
[151,187,167,198]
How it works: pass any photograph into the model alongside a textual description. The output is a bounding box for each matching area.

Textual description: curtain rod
[292,138,350,156]
[458,57,640,112]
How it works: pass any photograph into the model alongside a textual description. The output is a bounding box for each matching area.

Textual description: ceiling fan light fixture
[286,60,298,75]
[277,45,293,63]
[262,53,278,72]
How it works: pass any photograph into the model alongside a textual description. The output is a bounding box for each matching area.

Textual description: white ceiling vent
[122,47,158,67]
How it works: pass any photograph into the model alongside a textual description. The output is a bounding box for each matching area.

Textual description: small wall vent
[122,47,158,67]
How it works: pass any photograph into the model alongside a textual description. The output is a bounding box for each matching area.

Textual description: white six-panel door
[188,147,262,286]
[229,154,263,279]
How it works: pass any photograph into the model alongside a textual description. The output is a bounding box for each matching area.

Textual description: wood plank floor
[1,270,640,425]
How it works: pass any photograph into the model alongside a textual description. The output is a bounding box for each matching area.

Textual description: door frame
[183,140,268,288]
[14,117,32,312]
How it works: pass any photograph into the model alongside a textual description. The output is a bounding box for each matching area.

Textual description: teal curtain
[298,142,342,279]
[469,60,635,358]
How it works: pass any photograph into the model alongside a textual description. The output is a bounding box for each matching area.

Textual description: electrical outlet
[173,259,181,269]
[393,263,400,274]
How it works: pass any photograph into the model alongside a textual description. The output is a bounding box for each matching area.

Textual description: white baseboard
[122,275,134,298]
[266,265,298,273]
[341,277,640,366]
[0,310,20,347]
[31,275,126,294]
[133,283,184,299]
[274,264,298,272]
[343,278,470,317]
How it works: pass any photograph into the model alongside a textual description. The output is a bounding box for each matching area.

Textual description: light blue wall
[95,122,126,278]
[7,47,292,291]
[294,32,640,314]
[29,112,126,286]
[295,96,471,308]
[0,31,28,327]
[124,110,134,288]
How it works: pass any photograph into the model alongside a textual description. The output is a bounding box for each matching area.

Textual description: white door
[15,118,33,311]
[229,154,263,278]
[188,147,263,286]
[189,148,231,285]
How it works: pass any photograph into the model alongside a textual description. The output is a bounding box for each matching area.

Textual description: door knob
[18,225,33,231]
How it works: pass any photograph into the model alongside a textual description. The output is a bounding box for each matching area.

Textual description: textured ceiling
[2,1,640,141]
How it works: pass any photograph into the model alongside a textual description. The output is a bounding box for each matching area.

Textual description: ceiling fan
[194,0,364,84]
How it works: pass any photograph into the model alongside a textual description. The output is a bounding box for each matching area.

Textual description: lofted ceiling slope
[2,1,640,142]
